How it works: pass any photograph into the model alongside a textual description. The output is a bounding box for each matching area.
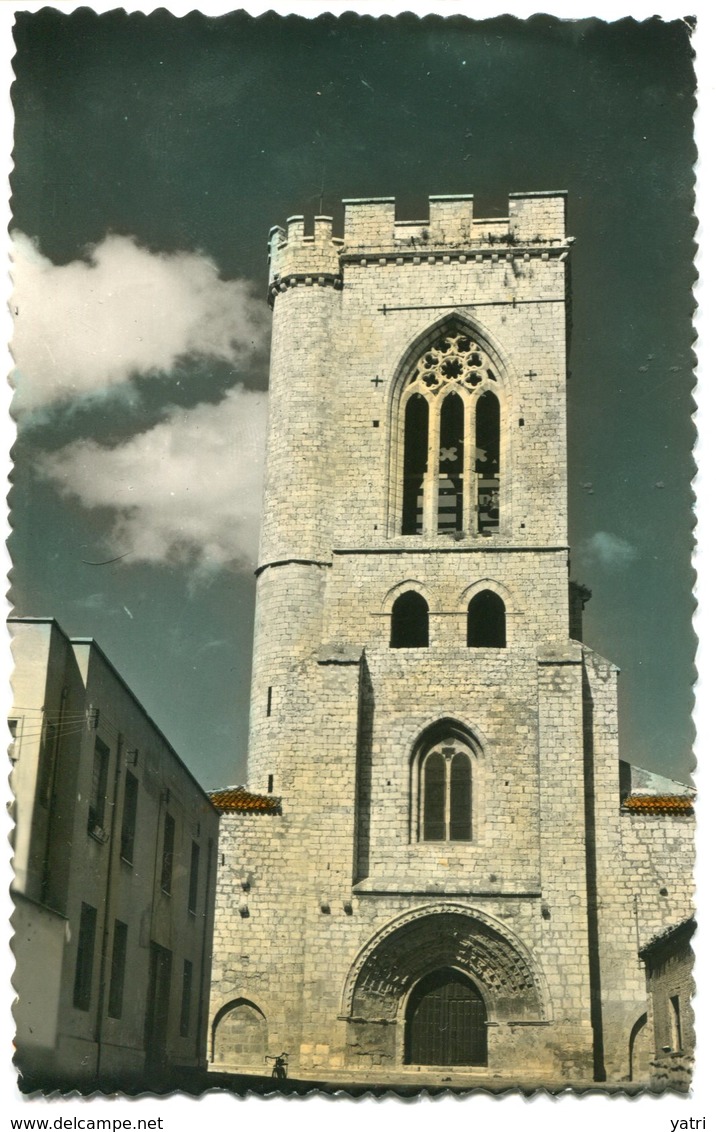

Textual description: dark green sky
[9,10,696,787]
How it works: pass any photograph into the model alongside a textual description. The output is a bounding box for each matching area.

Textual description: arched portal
[405,967,488,1066]
[342,905,548,1069]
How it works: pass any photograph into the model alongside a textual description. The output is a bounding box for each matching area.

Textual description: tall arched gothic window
[400,327,502,537]
[414,727,478,842]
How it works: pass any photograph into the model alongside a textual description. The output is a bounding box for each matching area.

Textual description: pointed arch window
[400,326,503,537]
[467,590,506,648]
[475,391,500,533]
[402,395,429,535]
[391,591,429,648]
[415,730,477,842]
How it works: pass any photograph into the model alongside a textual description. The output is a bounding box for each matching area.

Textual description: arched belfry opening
[396,322,503,537]
[390,590,429,648]
[467,590,507,648]
[405,968,488,1066]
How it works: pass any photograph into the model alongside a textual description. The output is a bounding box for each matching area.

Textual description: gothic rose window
[400,327,502,537]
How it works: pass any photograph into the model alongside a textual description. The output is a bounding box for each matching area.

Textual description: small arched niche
[212,997,268,1067]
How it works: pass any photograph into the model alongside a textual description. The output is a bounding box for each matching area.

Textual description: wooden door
[405,968,487,1066]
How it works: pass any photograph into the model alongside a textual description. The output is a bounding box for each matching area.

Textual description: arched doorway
[342,904,547,1069]
[405,968,487,1066]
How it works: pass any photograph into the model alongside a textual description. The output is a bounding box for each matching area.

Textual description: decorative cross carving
[371,375,384,388]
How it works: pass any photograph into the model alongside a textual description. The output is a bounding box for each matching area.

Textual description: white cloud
[38,385,267,572]
[11,231,270,413]
[583,531,638,569]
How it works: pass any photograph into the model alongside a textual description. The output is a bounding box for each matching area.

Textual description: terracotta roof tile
[209,786,281,814]
[622,794,694,815]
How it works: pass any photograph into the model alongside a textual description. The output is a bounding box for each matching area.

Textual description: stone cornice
[340,244,571,265]
[267,244,570,304]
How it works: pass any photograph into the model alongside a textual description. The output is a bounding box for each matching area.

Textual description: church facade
[209,192,694,1087]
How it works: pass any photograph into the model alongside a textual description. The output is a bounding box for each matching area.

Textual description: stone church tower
[209,193,694,1087]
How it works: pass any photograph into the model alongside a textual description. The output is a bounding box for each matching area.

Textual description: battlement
[267,191,569,297]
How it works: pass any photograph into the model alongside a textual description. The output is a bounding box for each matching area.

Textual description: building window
[161,813,175,894]
[669,995,683,1052]
[73,902,97,1011]
[399,326,502,536]
[467,590,507,648]
[188,841,200,915]
[88,737,110,835]
[8,718,19,761]
[37,720,57,806]
[120,770,139,863]
[414,726,478,843]
[390,591,429,648]
[108,920,128,1019]
[180,960,193,1037]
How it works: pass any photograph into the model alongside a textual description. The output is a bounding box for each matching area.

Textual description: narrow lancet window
[391,591,429,648]
[438,392,464,533]
[402,394,429,535]
[423,752,446,840]
[467,590,506,648]
[449,753,473,840]
[475,391,500,532]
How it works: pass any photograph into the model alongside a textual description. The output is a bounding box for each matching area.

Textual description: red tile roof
[622,794,694,815]
[209,786,281,814]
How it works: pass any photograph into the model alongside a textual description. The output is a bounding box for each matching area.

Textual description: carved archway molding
[340,902,551,1024]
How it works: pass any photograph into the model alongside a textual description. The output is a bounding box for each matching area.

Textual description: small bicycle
[266,1051,289,1080]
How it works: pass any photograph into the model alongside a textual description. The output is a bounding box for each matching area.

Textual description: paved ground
[203,1068,653,1098]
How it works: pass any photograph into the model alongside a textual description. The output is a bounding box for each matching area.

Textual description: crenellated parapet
[267,215,344,304]
[267,191,571,303]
